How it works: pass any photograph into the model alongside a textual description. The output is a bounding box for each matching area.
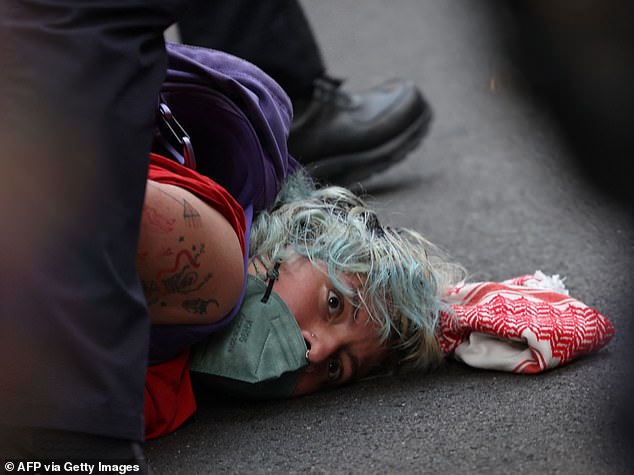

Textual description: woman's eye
[327,358,343,381]
[327,290,343,315]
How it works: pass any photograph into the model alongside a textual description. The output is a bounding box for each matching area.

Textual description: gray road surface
[149,1,633,473]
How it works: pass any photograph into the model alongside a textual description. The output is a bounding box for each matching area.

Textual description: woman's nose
[305,330,339,364]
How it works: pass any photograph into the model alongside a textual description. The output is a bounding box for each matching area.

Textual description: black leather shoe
[288,77,432,185]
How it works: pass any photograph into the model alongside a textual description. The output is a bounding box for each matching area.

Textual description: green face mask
[189,275,308,399]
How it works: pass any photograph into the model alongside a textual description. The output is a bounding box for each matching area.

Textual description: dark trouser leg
[0,0,187,442]
[178,0,431,186]
[178,0,325,98]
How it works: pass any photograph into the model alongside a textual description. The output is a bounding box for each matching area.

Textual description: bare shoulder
[136,180,245,325]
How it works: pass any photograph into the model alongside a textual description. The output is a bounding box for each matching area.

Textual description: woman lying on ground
[139,42,615,439]
[139,152,614,440]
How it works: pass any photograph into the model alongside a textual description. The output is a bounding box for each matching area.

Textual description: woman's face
[269,257,388,396]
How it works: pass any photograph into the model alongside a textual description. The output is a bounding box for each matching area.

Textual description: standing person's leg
[178,0,325,98]
[0,0,187,458]
[178,0,433,186]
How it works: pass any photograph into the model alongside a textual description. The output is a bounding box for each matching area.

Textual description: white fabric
[438,272,614,373]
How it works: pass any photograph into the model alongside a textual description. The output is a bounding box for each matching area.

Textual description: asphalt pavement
[149,1,633,473]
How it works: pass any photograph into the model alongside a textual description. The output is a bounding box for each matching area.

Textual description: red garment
[143,153,247,439]
[145,350,195,440]
[147,153,246,255]
[438,272,615,372]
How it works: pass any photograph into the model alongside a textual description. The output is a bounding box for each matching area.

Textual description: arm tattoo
[182,298,220,315]
[156,244,211,296]
[142,204,176,232]
[161,266,212,294]
[150,182,202,228]
[182,200,202,228]
[142,279,161,306]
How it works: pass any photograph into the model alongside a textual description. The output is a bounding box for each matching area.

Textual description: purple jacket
[149,42,299,364]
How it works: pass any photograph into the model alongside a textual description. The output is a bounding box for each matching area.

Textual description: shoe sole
[304,109,432,186]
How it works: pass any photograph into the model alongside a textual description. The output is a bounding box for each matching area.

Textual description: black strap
[261,262,281,303]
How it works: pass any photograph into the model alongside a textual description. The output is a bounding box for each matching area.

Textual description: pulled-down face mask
[189,275,308,399]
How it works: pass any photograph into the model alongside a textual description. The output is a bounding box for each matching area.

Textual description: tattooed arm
[136,180,245,324]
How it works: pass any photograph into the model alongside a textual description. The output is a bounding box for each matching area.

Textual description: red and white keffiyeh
[437,271,615,373]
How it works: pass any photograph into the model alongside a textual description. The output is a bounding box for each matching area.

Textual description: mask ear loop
[261,262,281,303]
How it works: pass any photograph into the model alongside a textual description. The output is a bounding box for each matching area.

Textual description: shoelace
[312,76,353,107]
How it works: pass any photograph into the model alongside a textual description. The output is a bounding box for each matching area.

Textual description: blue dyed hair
[249,171,465,372]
